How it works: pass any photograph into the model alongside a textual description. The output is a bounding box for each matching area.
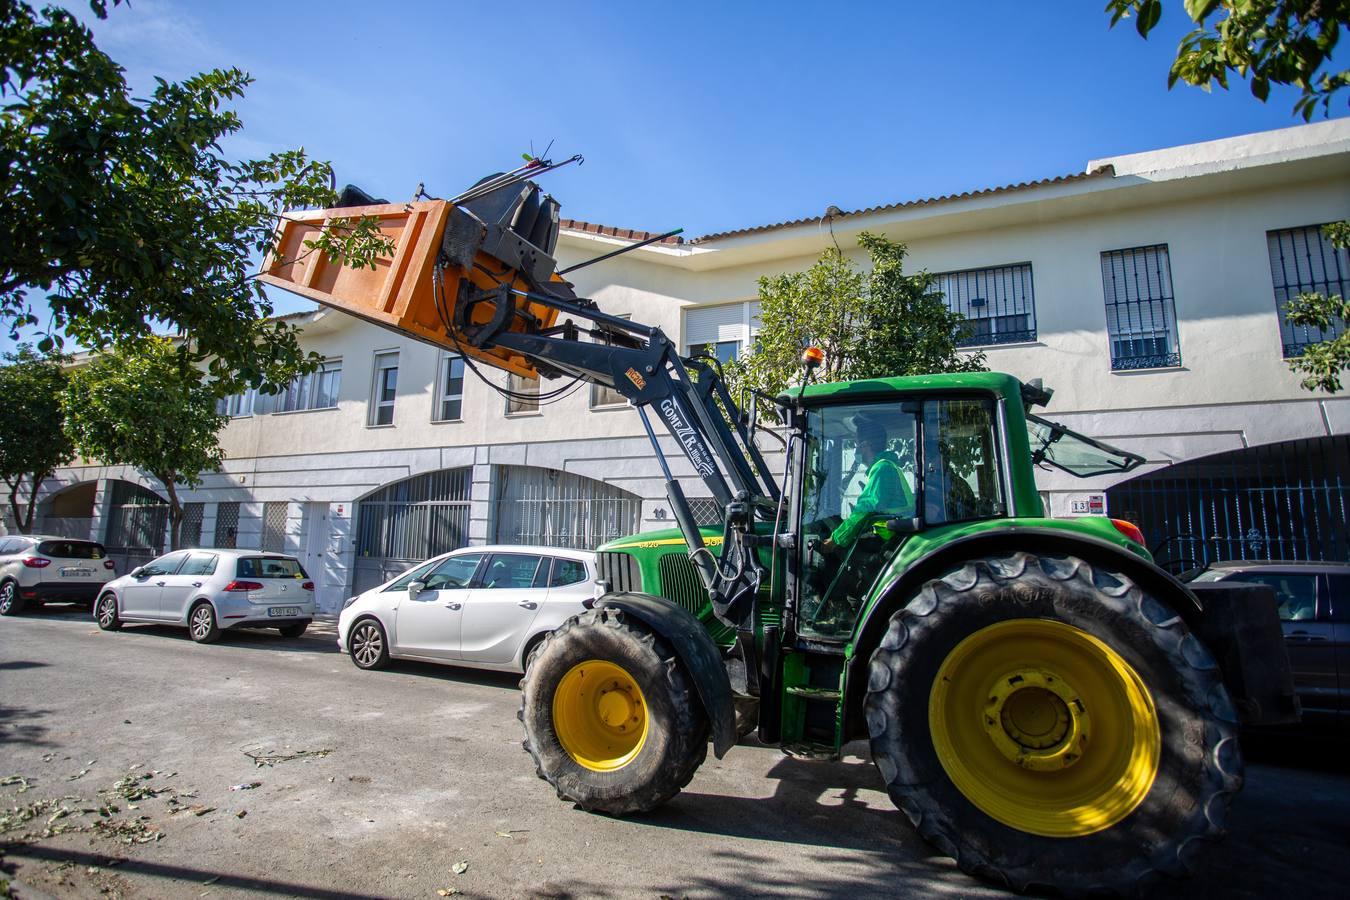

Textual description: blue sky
[10,0,1346,348]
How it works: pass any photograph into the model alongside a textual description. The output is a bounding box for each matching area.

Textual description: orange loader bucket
[258,198,563,379]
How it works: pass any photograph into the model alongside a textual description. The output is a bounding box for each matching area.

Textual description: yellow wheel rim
[929,619,1160,837]
[553,660,649,772]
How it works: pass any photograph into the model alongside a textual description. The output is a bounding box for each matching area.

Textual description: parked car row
[0,535,599,678]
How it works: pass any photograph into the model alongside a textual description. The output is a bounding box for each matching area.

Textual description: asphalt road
[1,605,1348,900]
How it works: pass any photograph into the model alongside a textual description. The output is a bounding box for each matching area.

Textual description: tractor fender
[844,526,1205,740]
[595,592,737,759]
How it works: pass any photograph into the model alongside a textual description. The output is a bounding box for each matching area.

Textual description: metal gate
[104,481,169,556]
[494,466,641,549]
[353,468,471,593]
[1106,435,1349,573]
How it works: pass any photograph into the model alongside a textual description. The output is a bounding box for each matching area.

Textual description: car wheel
[278,621,309,639]
[95,593,122,631]
[0,580,27,616]
[188,601,221,644]
[348,617,389,670]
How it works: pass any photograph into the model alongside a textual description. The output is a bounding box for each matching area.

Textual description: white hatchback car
[95,549,316,643]
[337,545,596,673]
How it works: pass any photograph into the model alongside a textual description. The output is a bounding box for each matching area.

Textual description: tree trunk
[161,475,184,551]
[20,470,49,535]
[4,477,25,534]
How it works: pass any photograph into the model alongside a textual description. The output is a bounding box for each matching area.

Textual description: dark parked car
[1184,560,1349,729]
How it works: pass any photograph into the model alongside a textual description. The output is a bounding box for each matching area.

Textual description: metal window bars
[1100,245,1181,370]
[933,262,1037,347]
[214,502,239,549]
[262,502,288,552]
[1267,224,1349,358]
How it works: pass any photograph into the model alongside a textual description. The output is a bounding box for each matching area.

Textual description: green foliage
[64,337,226,548]
[724,233,986,404]
[0,0,393,394]
[1107,0,1349,119]
[0,345,74,532]
[1284,221,1350,393]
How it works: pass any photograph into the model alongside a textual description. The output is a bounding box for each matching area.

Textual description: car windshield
[37,540,105,560]
[236,557,307,579]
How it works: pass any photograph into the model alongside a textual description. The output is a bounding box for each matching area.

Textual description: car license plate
[268,607,301,618]
[61,567,94,577]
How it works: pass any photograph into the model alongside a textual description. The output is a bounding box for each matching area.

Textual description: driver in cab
[822,414,913,553]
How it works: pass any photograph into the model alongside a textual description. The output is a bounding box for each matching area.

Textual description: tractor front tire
[865,552,1242,896]
[519,607,708,816]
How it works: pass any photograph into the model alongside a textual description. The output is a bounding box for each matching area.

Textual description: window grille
[1100,245,1181,370]
[355,469,472,561]
[435,354,465,421]
[105,481,169,554]
[262,502,288,552]
[686,497,722,526]
[1267,224,1349,358]
[180,503,204,549]
[934,262,1037,346]
[214,502,239,549]
[494,466,641,549]
[591,316,630,408]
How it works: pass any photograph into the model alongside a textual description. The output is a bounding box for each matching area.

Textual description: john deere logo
[625,368,646,390]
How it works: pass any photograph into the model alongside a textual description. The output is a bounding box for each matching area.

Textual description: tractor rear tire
[519,607,708,816]
[865,552,1242,897]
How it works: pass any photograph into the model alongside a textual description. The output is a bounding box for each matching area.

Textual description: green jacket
[831,450,913,546]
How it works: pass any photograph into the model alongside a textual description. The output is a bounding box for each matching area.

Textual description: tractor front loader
[262,163,1296,896]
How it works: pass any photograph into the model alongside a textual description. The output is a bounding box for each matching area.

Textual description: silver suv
[1185,560,1349,729]
[0,536,117,615]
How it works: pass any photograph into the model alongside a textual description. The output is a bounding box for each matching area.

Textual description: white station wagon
[337,545,596,674]
[96,549,315,643]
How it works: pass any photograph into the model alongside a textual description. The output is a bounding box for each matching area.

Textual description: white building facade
[33,120,1350,610]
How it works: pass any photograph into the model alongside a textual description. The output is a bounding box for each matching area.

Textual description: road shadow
[1242,729,1350,774]
[0,660,49,671]
[367,657,522,691]
[112,623,339,655]
[1,844,383,900]
[0,704,51,747]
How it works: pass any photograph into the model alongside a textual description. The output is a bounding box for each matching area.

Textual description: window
[1328,574,1349,622]
[434,354,466,421]
[934,262,1037,346]
[369,351,399,426]
[1267,224,1349,358]
[180,503,204,549]
[506,372,539,415]
[276,359,341,413]
[480,554,545,589]
[141,551,189,577]
[924,399,1005,525]
[684,301,759,364]
[36,540,104,559]
[262,502,288,552]
[214,502,239,549]
[549,557,589,587]
[216,388,257,417]
[423,553,483,590]
[180,553,218,577]
[1231,572,1318,622]
[237,557,307,579]
[591,316,630,408]
[1100,245,1181,370]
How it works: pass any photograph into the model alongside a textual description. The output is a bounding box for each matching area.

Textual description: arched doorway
[34,481,97,538]
[353,468,472,593]
[493,466,641,549]
[1106,435,1349,573]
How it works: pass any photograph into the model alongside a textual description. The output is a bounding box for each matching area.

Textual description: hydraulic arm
[261,167,776,639]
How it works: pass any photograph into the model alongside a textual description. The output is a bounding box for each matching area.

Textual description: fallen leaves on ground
[451,861,469,875]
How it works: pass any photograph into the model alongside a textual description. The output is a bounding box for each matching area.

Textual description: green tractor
[264,166,1294,895]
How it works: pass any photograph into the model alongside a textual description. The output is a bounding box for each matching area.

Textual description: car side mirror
[407,580,426,597]
[130,566,145,578]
